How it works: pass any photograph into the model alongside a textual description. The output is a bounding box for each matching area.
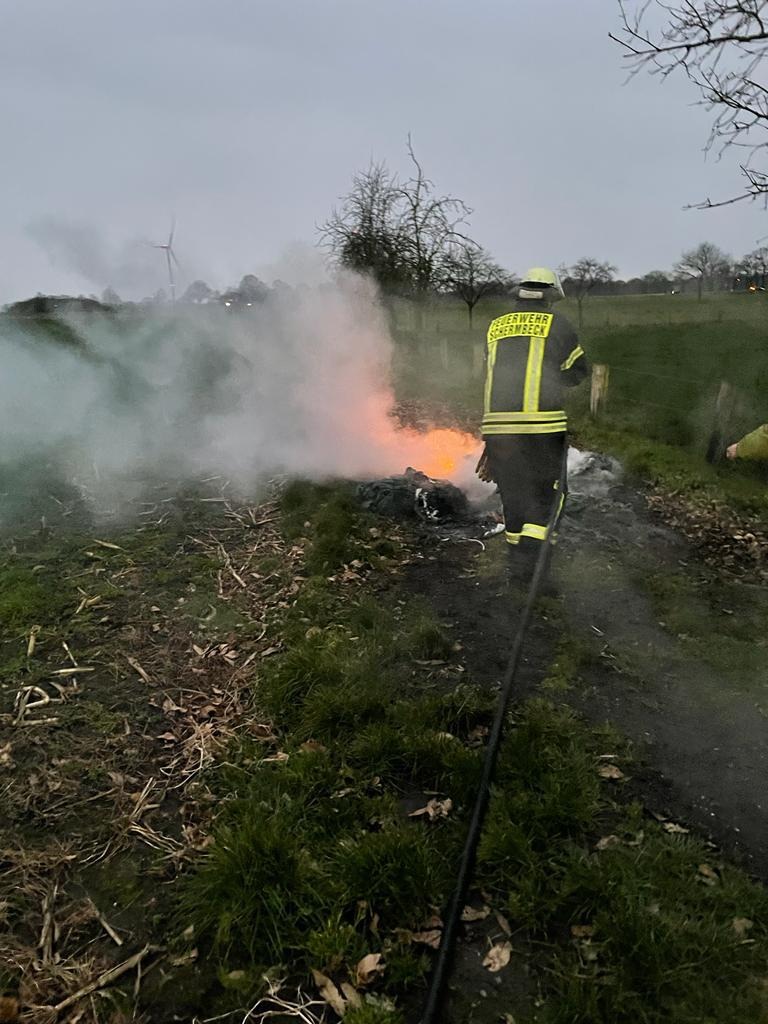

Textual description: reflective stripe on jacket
[482,301,588,436]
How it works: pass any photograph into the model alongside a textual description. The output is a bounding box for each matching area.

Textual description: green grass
[179,485,768,1022]
[641,569,768,693]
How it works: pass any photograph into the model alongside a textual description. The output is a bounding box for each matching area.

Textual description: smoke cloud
[27,218,171,298]
[0,273,485,521]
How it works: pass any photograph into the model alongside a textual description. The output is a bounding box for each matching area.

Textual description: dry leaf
[262,751,289,763]
[312,970,347,1016]
[461,905,491,922]
[662,821,689,835]
[597,763,625,781]
[300,739,327,754]
[595,834,621,851]
[482,941,512,972]
[494,911,512,937]
[408,798,453,821]
[571,924,595,940]
[697,864,719,886]
[355,952,384,987]
[0,997,20,1023]
[340,983,363,1008]
[411,929,442,949]
[0,743,13,768]
[467,725,489,747]
[733,917,754,938]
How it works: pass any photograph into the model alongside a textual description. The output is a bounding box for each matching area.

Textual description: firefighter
[727,424,768,460]
[477,267,589,578]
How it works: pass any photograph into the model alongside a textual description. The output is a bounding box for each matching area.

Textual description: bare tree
[442,242,508,325]
[320,139,473,300]
[560,257,617,327]
[612,1,768,206]
[738,244,768,282]
[396,136,472,298]
[319,161,411,292]
[675,241,731,298]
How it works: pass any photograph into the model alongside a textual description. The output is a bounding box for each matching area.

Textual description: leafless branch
[612,1,768,203]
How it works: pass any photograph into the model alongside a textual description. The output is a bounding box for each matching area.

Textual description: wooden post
[590,364,610,419]
[705,380,734,463]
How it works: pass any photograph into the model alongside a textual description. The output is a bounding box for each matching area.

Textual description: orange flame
[391,426,481,482]
[417,428,480,479]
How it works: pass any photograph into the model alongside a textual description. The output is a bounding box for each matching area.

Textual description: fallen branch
[51,943,158,1014]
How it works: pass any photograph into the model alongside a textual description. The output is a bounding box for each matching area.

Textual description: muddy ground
[407,470,768,878]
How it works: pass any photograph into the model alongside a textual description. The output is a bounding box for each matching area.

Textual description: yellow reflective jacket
[737,423,768,460]
[482,301,588,436]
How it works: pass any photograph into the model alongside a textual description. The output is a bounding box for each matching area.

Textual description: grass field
[7,479,768,1023]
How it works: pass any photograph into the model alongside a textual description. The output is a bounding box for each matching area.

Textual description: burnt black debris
[358,468,471,523]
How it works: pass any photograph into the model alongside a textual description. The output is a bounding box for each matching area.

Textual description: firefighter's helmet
[520,266,565,302]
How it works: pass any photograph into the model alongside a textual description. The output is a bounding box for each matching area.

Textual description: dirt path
[404,467,768,880]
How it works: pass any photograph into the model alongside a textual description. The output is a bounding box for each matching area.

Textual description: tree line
[318,141,767,327]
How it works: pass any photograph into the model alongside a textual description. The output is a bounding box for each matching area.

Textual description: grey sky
[0,0,763,303]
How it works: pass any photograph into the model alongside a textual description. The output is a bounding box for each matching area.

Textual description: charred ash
[357,467,499,534]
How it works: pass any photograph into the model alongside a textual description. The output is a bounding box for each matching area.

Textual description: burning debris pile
[358,468,471,522]
[356,447,624,535]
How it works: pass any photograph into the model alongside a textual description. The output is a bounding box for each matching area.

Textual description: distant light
[225,301,231,307]
[247,302,252,306]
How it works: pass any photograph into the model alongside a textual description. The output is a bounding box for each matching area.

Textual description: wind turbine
[152,219,180,302]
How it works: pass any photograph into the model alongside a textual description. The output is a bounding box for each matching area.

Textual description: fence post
[590,364,610,419]
[705,380,734,463]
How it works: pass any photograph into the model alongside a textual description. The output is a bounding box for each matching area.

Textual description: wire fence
[586,361,755,461]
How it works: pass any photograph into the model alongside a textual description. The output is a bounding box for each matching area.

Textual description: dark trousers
[484,434,567,560]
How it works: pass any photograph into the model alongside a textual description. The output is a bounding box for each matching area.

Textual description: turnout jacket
[482,300,588,436]
[736,423,768,459]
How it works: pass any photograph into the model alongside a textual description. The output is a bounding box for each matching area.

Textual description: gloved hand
[475,446,494,483]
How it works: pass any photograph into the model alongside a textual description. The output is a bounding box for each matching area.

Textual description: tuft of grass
[0,565,72,629]
[344,1000,404,1024]
[478,701,605,926]
[641,569,768,693]
[403,611,455,661]
[540,830,768,1023]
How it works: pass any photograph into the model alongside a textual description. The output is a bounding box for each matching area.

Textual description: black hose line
[418,447,568,1024]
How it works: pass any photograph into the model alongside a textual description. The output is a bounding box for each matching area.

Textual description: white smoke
[27,218,164,298]
[0,273,484,514]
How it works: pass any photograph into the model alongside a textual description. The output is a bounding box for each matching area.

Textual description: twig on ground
[89,903,124,947]
[50,944,158,1014]
[126,657,151,684]
[38,883,58,966]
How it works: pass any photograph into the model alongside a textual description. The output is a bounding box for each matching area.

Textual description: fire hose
[419,446,568,1024]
